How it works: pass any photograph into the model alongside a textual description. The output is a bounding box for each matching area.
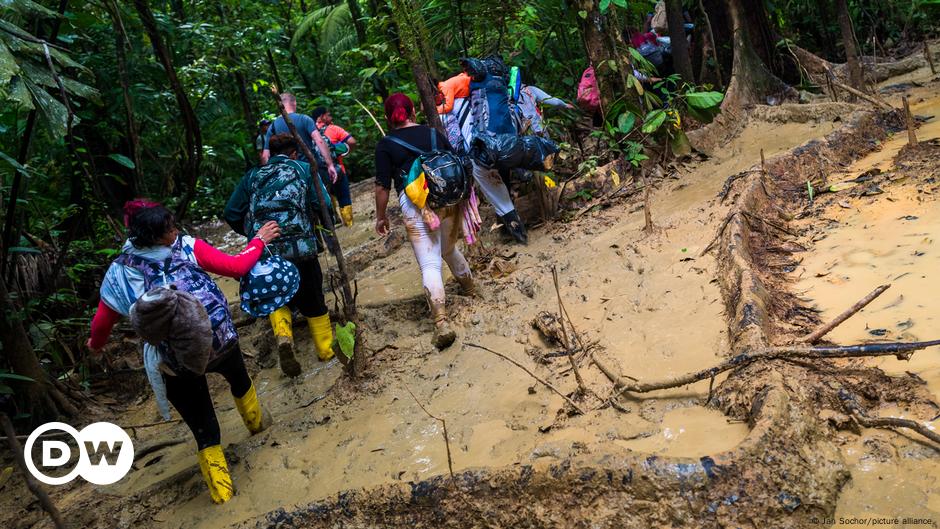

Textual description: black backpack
[386,130,473,210]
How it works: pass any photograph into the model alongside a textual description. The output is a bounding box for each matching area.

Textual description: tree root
[590,340,940,397]
[464,342,586,415]
[839,391,940,447]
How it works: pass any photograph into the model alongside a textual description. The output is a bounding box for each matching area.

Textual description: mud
[3,68,940,529]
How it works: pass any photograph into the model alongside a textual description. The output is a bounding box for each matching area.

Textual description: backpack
[577,67,601,113]
[244,157,328,261]
[318,125,349,161]
[385,130,472,210]
[116,236,237,374]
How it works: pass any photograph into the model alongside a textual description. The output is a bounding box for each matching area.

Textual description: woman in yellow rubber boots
[88,201,280,503]
[224,133,336,375]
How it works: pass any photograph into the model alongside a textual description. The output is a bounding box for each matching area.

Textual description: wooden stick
[800,284,891,343]
[353,98,386,137]
[465,342,586,415]
[852,411,940,445]
[700,211,738,257]
[611,339,940,397]
[403,385,455,482]
[0,413,67,529]
[551,266,587,395]
[902,95,918,147]
[827,71,893,111]
[925,42,936,75]
[840,393,940,445]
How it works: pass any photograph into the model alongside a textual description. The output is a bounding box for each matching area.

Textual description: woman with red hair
[373,93,474,349]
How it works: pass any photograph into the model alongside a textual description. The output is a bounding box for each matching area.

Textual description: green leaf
[0,150,28,173]
[0,383,12,394]
[9,246,40,254]
[686,91,724,109]
[358,67,378,79]
[0,41,18,86]
[599,0,611,12]
[333,321,356,360]
[108,153,136,169]
[0,372,36,382]
[617,112,636,133]
[612,0,628,6]
[642,109,666,133]
[670,129,692,157]
[24,78,68,139]
[578,10,588,19]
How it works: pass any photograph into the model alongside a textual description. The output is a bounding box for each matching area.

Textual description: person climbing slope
[516,84,574,136]
[435,71,471,115]
[312,106,356,227]
[87,201,281,504]
[224,133,336,377]
[260,93,338,187]
[373,93,478,349]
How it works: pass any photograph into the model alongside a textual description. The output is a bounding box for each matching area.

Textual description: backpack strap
[430,129,437,151]
[458,100,473,129]
[384,134,426,156]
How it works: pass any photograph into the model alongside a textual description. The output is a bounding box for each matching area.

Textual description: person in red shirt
[313,107,356,226]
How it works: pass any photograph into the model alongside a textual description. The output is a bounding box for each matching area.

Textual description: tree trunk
[108,0,143,195]
[835,0,864,91]
[575,0,625,116]
[133,0,202,221]
[389,0,443,133]
[0,280,71,423]
[687,0,792,154]
[666,0,694,83]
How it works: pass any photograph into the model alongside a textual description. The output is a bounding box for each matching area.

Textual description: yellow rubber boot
[233,383,271,435]
[197,445,234,504]
[339,205,354,227]
[307,314,335,361]
[269,307,301,377]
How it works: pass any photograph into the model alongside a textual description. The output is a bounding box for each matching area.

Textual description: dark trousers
[328,167,352,208]
[164,345,252,450]
[287,257,328,318]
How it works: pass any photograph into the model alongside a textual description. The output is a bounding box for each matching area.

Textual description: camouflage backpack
[244,157,329,261]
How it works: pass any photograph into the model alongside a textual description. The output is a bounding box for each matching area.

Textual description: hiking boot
[455,274,476,296]
[499,210,528,245]
[429,300,456,350]
[432,322,457,350]
[270,307,301,377]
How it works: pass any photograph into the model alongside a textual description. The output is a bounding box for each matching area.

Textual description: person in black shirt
[373,93,474,349]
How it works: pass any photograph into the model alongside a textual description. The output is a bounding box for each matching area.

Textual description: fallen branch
[609,339,940,397]
[133,438,185,465]
[0,412,66,529]
[840,391,940,446]
[740,210,795,236]
[827,71,894,111]
[464,342,586,415]
[403,385,455,482]
[700,211,738,257]
[801,284,891,343]
[551,266,587,395]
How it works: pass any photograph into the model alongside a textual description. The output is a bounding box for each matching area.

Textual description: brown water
[794,80,940,526]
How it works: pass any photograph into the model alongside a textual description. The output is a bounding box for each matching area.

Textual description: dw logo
[23,422,134,485]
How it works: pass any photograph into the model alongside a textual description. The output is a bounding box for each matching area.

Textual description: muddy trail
[3,62,940,528]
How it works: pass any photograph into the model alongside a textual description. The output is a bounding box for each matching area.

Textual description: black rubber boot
[500,210,528,245]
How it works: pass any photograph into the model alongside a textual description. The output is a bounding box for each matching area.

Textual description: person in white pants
[374,93,474,349]
[446,97,528,244]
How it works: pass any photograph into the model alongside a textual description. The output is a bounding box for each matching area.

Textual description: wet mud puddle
[794,88,940,527]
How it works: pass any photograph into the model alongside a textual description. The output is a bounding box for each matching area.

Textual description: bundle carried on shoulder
[131,286,213,375]
[462,55,560,173]
[470,134,559,173]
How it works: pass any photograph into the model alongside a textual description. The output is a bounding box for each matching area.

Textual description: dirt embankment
[3,62,939,529]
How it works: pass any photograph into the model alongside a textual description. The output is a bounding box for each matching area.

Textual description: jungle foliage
[0,0,936,423]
